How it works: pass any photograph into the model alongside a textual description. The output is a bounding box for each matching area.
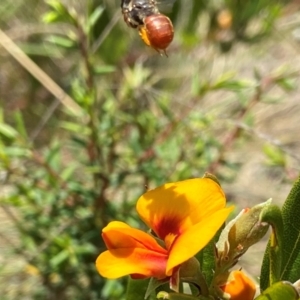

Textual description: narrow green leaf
[0,123,18,139]
[255,281,299,300]
[19,42,64,57]
[61,165,76,180]
[44,0,76,25]
[276,78,296,92]
[93,65,116,75]
[60,121,91,135]
[157,292,208,299]
[211,72,252,91]
[126,277,151,300]
[46,35,75,48]
[45,0,65,13]
[260,242,271,291]
[263,144,286,167]
[196,224,224,288]
[42,11,60,23]
[2,147,31,157]
[281,176,300,282]
[13,110,28,140]
[180,257,209,297]
[196,238,216,288]
[88,6,104,30]
[49,249,69,267]
[145,277,169,299]
[259,204,284,289]
[45,0,70,17]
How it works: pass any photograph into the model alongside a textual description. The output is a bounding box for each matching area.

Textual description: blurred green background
[1,0,300,299]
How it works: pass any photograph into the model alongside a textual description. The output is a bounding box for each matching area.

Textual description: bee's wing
[121,0,131,7]
[156,0,176,14]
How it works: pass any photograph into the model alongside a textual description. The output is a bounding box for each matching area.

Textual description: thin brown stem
[207,75,275,174]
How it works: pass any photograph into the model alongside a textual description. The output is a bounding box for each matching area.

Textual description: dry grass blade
[0,28,84,118]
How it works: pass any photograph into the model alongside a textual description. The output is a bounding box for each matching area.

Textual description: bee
[121,0,174,55]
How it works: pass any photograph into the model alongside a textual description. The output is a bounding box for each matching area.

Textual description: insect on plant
[121,0,175,55]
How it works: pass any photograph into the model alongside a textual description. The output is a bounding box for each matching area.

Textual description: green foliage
[281,177,300,282]
[157,292,208,300]
[256,281,299,300]
[260,177,300,292]
[263,144,286,167]
[260,204,284,289]
[126,278,155,300]
[196,226,224,288]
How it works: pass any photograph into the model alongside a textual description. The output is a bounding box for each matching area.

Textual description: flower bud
[293,279,300,296]
[216,270,256,300]
[216,199,271,269]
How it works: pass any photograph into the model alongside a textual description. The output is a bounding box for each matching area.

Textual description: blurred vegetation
[0,0,299,299]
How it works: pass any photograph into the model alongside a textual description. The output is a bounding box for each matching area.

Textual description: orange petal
[97,221,169,279]
[136,178,226,240]
[219,270,256,300]
[166,206,234,275]
[96,247,168,279]
[102,221,167,254]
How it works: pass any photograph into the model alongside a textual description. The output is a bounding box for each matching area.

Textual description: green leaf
[2,146,31,158]
[101,280,125,299]
[262,177,300,290]
[42,11,60,23]
[260,242,271,291]
[60,121,91,135]
[260,178,300,290]
[13,110,28,140]
[0,123,18,139]
[260,204,284,290]
[281,176,300,282]
[45,0,67,14]
[87,6,104,31]
[211,72,252,91]
[197,223,224,287]
[44,0,76,25]
[263,144,286,167]
[255,281,299,300]
[46,35,76,48]
[157,292,209,299]
[179,257,209,297]
[49,249,69,267]
[19,42,64,57]
[276,78,296,92]
[126,277,151,300]
[145,277,169,299]
[196,238,216,288]
[93,65,116,75]
[61,165,76,180]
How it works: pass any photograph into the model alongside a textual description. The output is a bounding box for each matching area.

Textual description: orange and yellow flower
[96,178,233,289]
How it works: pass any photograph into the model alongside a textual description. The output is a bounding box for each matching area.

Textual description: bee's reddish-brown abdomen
[143,14,174,50]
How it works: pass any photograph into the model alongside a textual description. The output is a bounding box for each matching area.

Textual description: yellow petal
[96,247,168,279]
[166,206,234,275]
[103,221,131,230]
[136,178,226,240]
[102,221,167,254]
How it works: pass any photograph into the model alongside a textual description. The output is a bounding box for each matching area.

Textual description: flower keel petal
[96,248,168,279]
[102,222,167,254]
